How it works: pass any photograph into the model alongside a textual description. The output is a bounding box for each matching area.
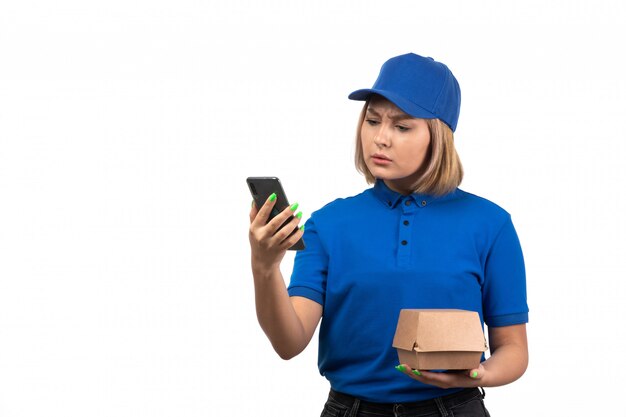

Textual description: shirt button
[401,240,408,245]
[387,201,392,206]
[403,220,409,226]
[405,200,411,206]
[421,200,427,206]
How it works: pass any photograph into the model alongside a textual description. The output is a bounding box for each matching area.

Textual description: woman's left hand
[395,363,487,389]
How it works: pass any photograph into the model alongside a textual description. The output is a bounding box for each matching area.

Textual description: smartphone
[246,176,305,251]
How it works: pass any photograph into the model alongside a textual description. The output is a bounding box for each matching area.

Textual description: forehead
[366,96,413,119]
[367,95,411,113]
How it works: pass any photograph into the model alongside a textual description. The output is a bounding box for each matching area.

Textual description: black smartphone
[246,176,305,251]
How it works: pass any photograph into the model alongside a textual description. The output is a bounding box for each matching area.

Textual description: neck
[383,179,413,196]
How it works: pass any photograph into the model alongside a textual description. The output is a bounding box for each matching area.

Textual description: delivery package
[392,309,488,370]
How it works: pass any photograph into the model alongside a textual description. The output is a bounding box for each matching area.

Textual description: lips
[372,153,391,161]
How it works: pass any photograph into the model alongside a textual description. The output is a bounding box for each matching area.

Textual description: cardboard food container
[392,309,488,370]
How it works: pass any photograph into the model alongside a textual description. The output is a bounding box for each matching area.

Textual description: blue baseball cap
[348,53,461,132]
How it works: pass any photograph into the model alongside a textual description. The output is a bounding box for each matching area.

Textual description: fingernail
[296,211,303,219]
[300,225,305,231]
[269,193,276,202]
[412,370,422,376]
[471,371,478,378]
[290,202,299,211]
[251,199,255,207]
[395,365,406,372]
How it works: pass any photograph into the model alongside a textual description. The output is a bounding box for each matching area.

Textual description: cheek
[407,134,430,162]
[415,130,431,154]
[416,140,430,156]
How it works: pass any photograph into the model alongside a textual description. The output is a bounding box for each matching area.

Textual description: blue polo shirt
[287,179,528,403]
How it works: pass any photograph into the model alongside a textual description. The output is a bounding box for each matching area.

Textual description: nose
[373,124,391,148]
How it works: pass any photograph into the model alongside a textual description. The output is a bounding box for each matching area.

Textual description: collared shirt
[287,179,528,403]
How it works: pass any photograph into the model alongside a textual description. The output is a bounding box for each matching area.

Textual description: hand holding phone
[247,177,306,253]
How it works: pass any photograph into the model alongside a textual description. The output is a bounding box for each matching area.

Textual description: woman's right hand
[249,194,304,271]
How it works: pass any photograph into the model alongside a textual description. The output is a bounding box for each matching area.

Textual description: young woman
[248,53,528,416]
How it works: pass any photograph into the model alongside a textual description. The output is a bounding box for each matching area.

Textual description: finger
[266,202,300,236]
[414,370,458,389]
[467,364,485,380]
[250,193,278,228]
[418,370,446,381]
[395,364,425,381]
[279,217,305,250]
[394,364,412,377]
[274,211,303,247]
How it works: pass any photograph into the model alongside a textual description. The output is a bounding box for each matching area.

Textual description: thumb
[467,364,485,380]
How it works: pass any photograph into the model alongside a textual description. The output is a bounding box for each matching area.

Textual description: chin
[369,168,395,180]
[367,164,388,175]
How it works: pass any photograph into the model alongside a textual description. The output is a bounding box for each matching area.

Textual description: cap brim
[348,88,437,120]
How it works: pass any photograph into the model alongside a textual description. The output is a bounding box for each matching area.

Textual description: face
[360,96,431,195]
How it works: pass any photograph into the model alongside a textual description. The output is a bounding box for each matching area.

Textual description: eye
[396,125,410,132]
[365,119,379,126]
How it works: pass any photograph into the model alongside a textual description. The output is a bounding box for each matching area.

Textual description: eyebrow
[366,107,413,121]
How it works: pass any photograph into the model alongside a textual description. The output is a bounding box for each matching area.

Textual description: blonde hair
[354,99,463,196]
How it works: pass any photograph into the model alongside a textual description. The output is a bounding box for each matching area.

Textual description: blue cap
[348,53,461,132]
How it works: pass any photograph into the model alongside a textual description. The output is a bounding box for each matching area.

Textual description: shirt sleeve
[287,214,328,307]
[482,215,529,327]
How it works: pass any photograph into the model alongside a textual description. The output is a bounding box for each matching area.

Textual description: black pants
[320,387,490,417]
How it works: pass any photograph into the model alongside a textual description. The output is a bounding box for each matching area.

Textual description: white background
[1,1,625,416]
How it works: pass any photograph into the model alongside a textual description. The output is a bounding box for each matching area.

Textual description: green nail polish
[395,365,406,372]
[300,225,305,231]
[412,370,422,376]
[269,193,276,202]
[290,202,299,211]
[296,211,303,219]
[471,371,478,378]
